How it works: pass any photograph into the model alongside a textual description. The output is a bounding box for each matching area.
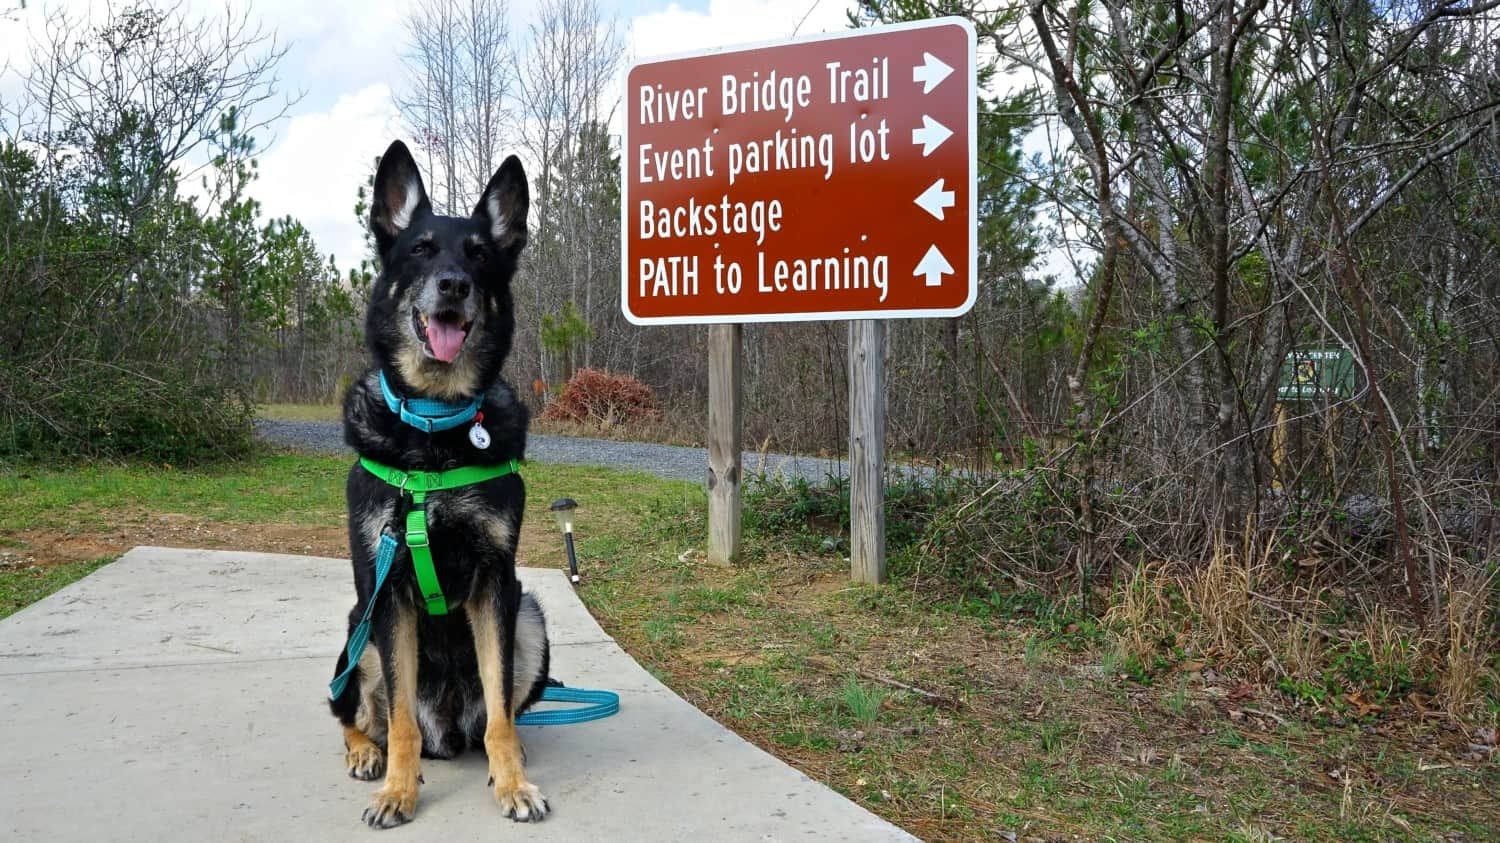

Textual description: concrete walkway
[1,547,915,841]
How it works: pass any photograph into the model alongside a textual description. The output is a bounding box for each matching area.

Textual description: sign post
[1273,348,1357,486]
[849,319,885,583]
[622,19,977,582]
[707,324,743,565]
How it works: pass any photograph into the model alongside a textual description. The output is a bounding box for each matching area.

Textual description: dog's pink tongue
[427,319,467,362]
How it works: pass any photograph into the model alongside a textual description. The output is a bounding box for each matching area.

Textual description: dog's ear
[473,155,529,254]
[370,140,431,250]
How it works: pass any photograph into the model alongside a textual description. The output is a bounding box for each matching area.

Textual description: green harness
[358,456,520,616]
[333,452,621,725]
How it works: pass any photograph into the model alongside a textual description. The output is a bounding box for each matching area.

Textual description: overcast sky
[0,0,860,273]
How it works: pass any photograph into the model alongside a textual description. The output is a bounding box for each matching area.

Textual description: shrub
[742,471,969,562]
[540,368,660,428]
[0,358,256,463]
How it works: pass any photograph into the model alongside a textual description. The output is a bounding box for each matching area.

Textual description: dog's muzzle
[412,275,478,363]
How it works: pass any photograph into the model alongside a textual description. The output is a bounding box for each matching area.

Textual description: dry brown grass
[1184,544,1262,661]
[1359,604,1424,690]
[1279,612,1330,689]
[1438,569,1500,715]
[1101,560,1179,667]
[1102,540,1498,718]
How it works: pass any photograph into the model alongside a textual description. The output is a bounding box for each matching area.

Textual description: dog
[328,139,551,828]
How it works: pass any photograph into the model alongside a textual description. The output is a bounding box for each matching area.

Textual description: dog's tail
[514,591,552,716]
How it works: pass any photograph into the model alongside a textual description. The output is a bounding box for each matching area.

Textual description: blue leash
[518,686,620,726]
[329,533,619,726]
[330,532,400,700]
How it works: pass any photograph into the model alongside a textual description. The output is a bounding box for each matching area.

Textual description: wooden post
[707,324,743,566]
[1271,402,1288,491]
[1323,406,1340,481]
[849,319,886,584]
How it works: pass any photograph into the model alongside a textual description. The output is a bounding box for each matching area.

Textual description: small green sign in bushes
[1277,349,1355,402]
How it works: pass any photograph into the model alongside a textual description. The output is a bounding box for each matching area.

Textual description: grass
[0,452,695,541]
[258,403,342,422]
[570,481,1499,841]
[0,557,112,620]
[2,451,1496,841]
[1,453,352,531]
[841,675,888,725]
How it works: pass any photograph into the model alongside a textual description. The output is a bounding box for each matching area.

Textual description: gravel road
[256,419,850,486]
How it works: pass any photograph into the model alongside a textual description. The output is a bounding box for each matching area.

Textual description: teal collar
[378,371,482,433]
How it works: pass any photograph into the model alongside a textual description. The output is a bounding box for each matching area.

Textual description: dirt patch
[2,512,556,569]
[1,520,351,567]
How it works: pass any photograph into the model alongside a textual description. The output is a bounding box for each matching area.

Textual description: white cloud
[259,0,407,113]
[627,1,855,64]
[252,84,400,274]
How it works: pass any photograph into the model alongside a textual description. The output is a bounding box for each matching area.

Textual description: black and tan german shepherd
[328,140,551,828]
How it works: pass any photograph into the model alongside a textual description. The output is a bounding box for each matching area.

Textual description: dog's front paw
[346,743,385,781]
[490,778,549,822]
[362,782,418,829]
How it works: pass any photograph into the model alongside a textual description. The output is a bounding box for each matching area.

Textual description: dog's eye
[411,241,435,257]
[465,242,487,263]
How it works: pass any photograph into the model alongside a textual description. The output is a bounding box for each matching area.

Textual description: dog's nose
[436,276,471,300]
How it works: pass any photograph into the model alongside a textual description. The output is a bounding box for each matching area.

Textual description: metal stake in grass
[550,498,580,585]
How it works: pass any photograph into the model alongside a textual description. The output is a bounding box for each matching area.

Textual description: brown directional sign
[621,18,977,325]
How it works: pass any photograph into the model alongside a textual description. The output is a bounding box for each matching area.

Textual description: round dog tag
[468,422,491,450]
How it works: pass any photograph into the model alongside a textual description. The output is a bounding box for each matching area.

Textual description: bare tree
[512,0,623,386]
[397,0,515,215]
[21,1,289,216]
[974,0,1500,600]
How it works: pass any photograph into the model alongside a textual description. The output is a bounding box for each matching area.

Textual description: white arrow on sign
[914,245,954,287]
[911,115,953,157]
[912,52,953,94]
[914,178,955,220]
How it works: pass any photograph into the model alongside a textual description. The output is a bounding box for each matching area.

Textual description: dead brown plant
[1100,536,1497,717]
[1437,569,1500,716]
